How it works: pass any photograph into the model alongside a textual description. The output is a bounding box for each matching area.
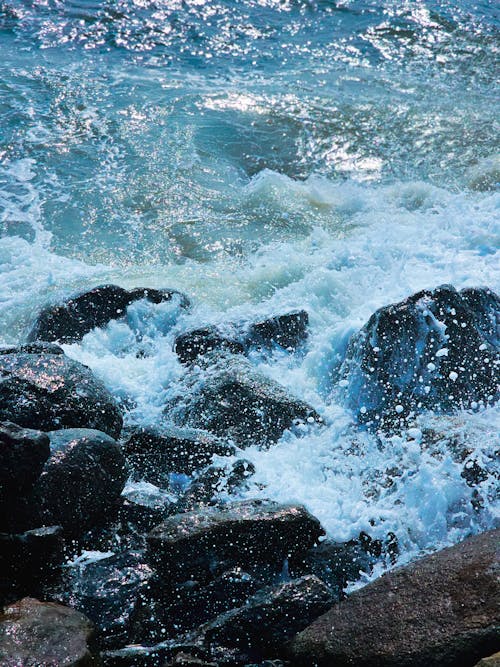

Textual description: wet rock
[160,568,260,634]
[0,349,123,438]
[165,654,217,667]
[28,284,189,344]
[35,429,127,535]
[174,327,244,365]
[63,551,153,649]
[290,538,376,599]
[246,310,309,351]
[170,353,321,447]
[338,285,500,428]
[0,342,65,355]
[290,528,500,667]
[124,426,235,483]
[203,576,333,662]
[0,526,63,605]
[0,422,51,532]
[0,597,98,666]
[147,499,324,583]
[474,654,500,667]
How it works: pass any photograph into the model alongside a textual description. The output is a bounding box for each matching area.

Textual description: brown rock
[474,653,500,667]
[0,597,99,666]
[290,529,500,667]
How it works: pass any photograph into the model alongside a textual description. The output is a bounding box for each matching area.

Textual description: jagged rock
[290,528,500,667]
[338,285,499,428]
[147,500,324,583]
[202,576,333,662]
[35,429,126,535]
[169,353,321,447]
[174,327,245,365]
[0,422,49,501]
[0,526,63,605]
[0,349,123,438]
[27,284,190,344]
[62,551,153,649]
[124,426,235,483]
[246,310,309,351]
[0,597,98,666]
[290,538,377,599]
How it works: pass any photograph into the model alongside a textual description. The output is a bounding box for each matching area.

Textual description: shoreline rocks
[290,528,500,667]
[27,284,190,344]
[0,348,123,438]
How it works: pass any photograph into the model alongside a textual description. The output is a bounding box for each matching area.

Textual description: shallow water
[0,0,499,572]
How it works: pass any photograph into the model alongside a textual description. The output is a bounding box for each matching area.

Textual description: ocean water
[0,0,498,572]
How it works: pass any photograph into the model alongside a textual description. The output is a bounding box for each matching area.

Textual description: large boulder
[123,426,235,483]
[338,285,499,428]
[290,528,500,667]
[0,597,98,666]
[147,499,324,583]
[246,310,309,351]
[168,353,321,447]
[0,349,123,438]
[174,328,245,365]
[0,422,49,502]
[27,284,189,344]
[203,575,333,662]
[34,429,127,535]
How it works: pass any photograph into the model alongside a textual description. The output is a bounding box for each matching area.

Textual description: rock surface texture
[0,597,98,666]
[0,348,123,438]
[339,285,499,427]
[147,499,324,582]
[169,353,321,447]
[290,528,500,667]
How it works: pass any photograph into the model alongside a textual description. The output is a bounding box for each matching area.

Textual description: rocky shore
[1,283,498,666]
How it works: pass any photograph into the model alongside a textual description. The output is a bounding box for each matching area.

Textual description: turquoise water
[0,1,498,565]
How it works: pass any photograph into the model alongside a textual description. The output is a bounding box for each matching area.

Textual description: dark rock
[34,429,126,535]
[0,342,65,355]
[174,327,244,365]
[28,284,189,344]
[63,551,153,649]
[147,499,324,583]
[0,597,98,666]
[119,499,168,534]
[0,526,63,605]
[165,654,217,667]
[290,538,376,599]
[202,576,333,661]
[290,528,500,667]
[124,426,235,483]
[0,349,123,438]
[159,568,260,634]
[0,422,50,499]
[246,311,309,351]
[338,285,500,428]
[170,353,322,448]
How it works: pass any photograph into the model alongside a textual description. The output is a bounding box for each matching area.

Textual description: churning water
[0,0,498,573]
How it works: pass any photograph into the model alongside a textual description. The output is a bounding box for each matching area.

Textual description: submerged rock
[169,353,321,447]
[339,285,499,428]
[173,310,309,365]
[203,575,333,662]
[174,328,245,365]
[246,310,309,351]
[124,426,235,483]
[0,597,98,666]
[290,528,500,667]
[35,428,127,535]
[147,499,324,582]
[0,348,123,438]
[28,284,190,344]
